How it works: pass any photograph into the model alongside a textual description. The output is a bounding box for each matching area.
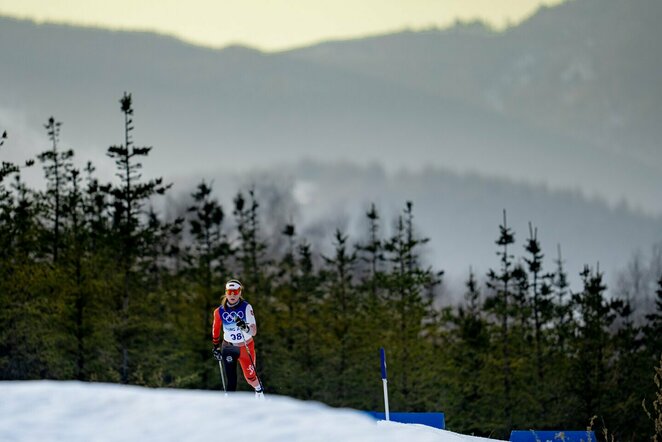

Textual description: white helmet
[225,279,243,294]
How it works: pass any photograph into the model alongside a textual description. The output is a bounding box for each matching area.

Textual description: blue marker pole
[380,347,390,421]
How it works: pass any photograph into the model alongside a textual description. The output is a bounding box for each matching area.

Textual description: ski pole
[217,359,227,393]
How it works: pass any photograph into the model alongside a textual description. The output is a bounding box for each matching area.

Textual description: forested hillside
[1,95,661,440]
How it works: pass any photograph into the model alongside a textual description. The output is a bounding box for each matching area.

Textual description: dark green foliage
[320,229,358,405]
[485,209,516,432]
[1,130,20,185]
[522,223,555,423]
[3,97,662,441]
[38,116,74,263]
[186,180,231,388]
[105,92,172,383]
[643,354,662,442]
[568,266,620,426]
[380,202,441,411]
[442,269,491,434]
[646,276,662,362]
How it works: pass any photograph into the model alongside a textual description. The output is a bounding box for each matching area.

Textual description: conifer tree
[0,130,18,255]
[188,181,228,290]
[446,268,491,433]
[135,208,190,386]
[259,223,296,395]
[643,353,662,441]
[485,209,516,430]
[645,276,662,365]
[62,167,89,379]
[510,262,530,334]
[0,131,19,185]
[280,223,297,348]
[552,244,572,351]
[321,229,358,405]
[0,131,19,378]
[268,225,327,398]
[383,202,439,409]
[71,161,123,382]
[569,265,619,423]
[609,294,650,438]
[83,162,110,251]
[522,222,553,408]
[292,240,328,400]
[356,203,385,302]
[187,181,229,387]
[38,117,74,263]
[545,244,574,426]
[0,173,55,379]
[0,136,35,249]
[233,189,268,303]
[0,136,48,380]
[106,92,170,383]
[232,188,270,388]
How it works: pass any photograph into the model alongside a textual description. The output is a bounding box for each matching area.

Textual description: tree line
[1,93,661,440]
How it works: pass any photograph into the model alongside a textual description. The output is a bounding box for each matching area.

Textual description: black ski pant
[221,344,241,392]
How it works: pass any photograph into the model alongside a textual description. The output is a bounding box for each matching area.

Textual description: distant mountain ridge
[1,0,661,215]
[286,0,662,168]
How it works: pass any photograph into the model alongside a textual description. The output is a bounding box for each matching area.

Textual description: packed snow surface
[0,381,502,442]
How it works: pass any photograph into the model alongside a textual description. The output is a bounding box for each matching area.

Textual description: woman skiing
[212,279,264,398]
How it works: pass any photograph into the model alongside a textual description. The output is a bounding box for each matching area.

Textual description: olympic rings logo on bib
[222,311,245,322]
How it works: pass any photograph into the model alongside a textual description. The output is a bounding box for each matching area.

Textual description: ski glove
[235,317,250,334]
[212,345,223,361]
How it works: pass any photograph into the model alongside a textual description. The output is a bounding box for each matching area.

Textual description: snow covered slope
[0,381,500,442]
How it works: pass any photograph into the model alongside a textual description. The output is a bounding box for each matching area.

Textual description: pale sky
[0,0,564,51]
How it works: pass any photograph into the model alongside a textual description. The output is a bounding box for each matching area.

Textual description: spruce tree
[232,188,270,389]
[62,167,89,379]
[37,117,74,263]
[446,268,491,434]
[259,223,296,395]
[106,92,170,383]
[233,189,268,303]
[547,244,574,427]
[643,353,662,441]
[569,265,619,424]
[485,209,516,431]
[290,239,327,400]
[0,130,19,255]
[0,173,57,378]
[187,181,229,387]
[609,295,650,438]
[645,276,662,367]
[382,202,439,410]
[510,262,530,335]
[356,203,385,302]
[0,131,19,185]
[522,222,554,424]
[321,229,357,405]
[552,244,572,350]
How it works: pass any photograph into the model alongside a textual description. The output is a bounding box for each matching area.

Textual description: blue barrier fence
[365,412,445,429]
[510,430,597,442]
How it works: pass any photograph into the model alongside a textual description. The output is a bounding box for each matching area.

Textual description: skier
[212,279,264,398]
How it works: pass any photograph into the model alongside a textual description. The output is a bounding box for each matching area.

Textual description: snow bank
[0,381,501,441]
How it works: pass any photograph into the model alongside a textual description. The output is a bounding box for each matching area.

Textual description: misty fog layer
[1,0,661,304]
